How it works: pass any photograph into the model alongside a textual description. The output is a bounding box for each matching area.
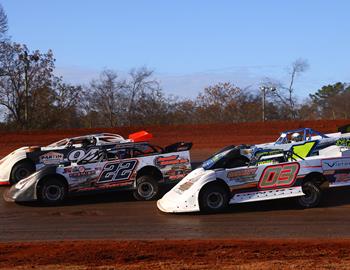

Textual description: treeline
[0,5,349,130]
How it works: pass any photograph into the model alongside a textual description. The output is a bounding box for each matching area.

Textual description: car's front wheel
[199,184,229,213]
[133,176,159,201]
[38,178,67,204]
[297,181,321,208]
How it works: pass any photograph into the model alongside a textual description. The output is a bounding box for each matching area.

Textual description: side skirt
[329,182,350,188]
[229,186,304,204]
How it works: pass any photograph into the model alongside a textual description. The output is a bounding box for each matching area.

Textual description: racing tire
[199,184,229,213]
[296,181,322,208]
[38,178,67,204]
[10,161,35,185]
[133,176,159,201]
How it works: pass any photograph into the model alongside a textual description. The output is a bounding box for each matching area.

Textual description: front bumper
[157,190,200,213]
[3,176,38,202]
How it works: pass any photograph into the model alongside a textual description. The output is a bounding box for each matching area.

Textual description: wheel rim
[44,184,63,201]
[300,186,317,205]
[15,168,30,181]
[138,182,154,199]
[207,192,224,209]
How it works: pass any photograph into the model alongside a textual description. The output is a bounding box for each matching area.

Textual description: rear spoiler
[128,130,153,142]
[164,142,193,153]
[338,124,350,134]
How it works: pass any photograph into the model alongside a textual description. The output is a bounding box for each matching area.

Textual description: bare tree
[261,58,309,119]
[53,77,82,110]
[286,58,309,117]
[50,77,84,128]
[0,42,54,128]
[166,97,197,125]
[0,4,8,39]
[197,82,241,107]
[196,82,242,123]
[126,67,160,125]
[88,70,126,127]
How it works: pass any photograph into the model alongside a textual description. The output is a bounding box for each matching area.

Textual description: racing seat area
[164,142,192,153]
[113,149,131,159]
[253,148,309,165]
[131,144,164,158]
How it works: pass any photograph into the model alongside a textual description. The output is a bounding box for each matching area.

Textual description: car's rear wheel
[38,178,67,204]
[297,181,321,208]
[10,161,35,184]
[199,184,229,213]
[133,175,159,201]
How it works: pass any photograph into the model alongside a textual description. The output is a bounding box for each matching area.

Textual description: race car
[5,139,192,203]
[233,127,350,163]
[157,139,350,213]
[0,131,150,185]
[254,127,350,155]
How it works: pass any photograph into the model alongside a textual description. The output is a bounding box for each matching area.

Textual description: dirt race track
[2,239,350,269]
[1,119,350,269]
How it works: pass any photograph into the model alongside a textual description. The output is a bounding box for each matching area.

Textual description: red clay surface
[1,239,350,269]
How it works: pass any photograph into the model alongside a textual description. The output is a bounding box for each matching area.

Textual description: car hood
[157,167,216,213]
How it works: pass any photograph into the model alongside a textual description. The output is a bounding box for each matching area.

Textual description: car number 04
[68,148,100,162]
[258,162,300,189]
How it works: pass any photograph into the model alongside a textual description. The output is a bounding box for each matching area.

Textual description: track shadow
[8,184,350,211]
[227,187,350,213]
[12,185,174,208]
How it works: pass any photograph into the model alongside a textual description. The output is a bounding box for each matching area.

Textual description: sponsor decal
[177,173,204,192]
[169,174,187,180]
[254,149,284,159]
[166,169,188,181]
[257,160,278,165]
[178,181,194,191]
[258,162,300,189]
[336,138,350,147]
[227,168,257,182]
[322,158,350,171]
[202,150,230,169]
[64,167,72,173]
[39,152,64,164]
[68,166,96,178]
[334,173,350,183]
[154,155,189,168]
[176,171,204,192]
[97,160,138,183]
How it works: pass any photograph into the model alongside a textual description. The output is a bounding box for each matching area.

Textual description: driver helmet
[291,132,302,142]
[82,137,94,148]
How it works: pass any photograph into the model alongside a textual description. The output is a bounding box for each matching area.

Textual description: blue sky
[2,0,350,98]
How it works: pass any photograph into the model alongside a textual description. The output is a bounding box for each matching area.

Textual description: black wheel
[10,161,35,184]
[297,181,321,208]
[199,184,229,213]
[133,175,159,201]
[38,178,67,204]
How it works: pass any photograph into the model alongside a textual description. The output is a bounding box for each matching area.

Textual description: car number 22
[97,160,138,183]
